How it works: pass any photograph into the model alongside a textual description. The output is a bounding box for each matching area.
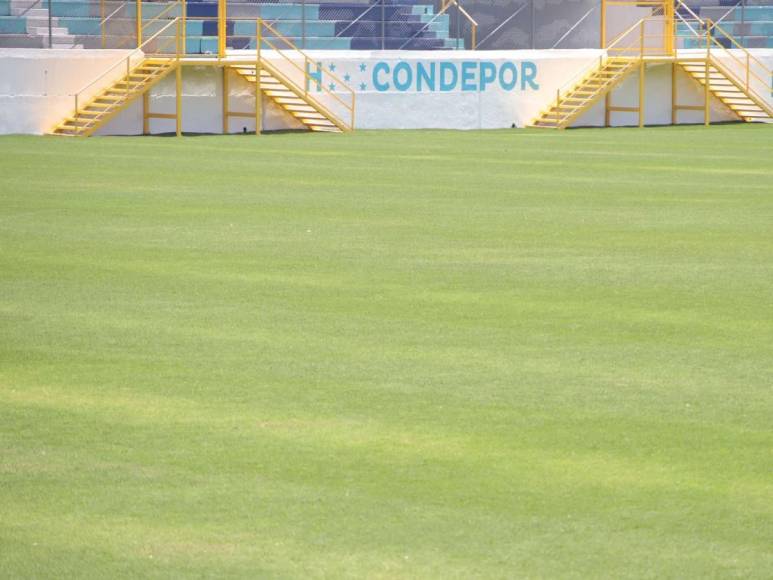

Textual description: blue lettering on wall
[363,60,539,93]
[499,62,518,91]
[521,61,539,90]
[393,62,413,92]
[461,61,477,91]
[373,62,390,91]
[439,62,458,92]
[306,61,322,92]
[479,61,497,91]
[416,62,435,92]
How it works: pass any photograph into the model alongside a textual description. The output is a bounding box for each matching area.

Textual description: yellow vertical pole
[601,55,610,127]
[182,0,187,55]
[600,0,606,48]
[218,0,226,59]
[255,19,262,135]
[471,25,476,50]
[639,20,645,128]
[704,19,711,126]
[143,91,149,134]
[176,65,182,136]
[136,0,142,47]
[176,19,182,137]
[671,62,677,125]
[745,53,749,91]
[639,61,645,128]
[222,67,229,134]
[665,0,674,56]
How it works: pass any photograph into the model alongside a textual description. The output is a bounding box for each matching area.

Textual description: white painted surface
[0,48,140,134]
[0,48,770,135]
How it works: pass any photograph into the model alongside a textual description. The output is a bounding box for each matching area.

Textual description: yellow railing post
[182,0,187,56]
[746,53,750,91]
[218,0,226,58]
[136,0,142,47]
[471,24,476,49]
[671,62,677,125]
[176,17,182,137]
[665,0,674,56]
[255,19,262,135]
[143,91,149,134]
[639,19,645,127]
[600,0,606,48]
[704,19,711,126]
[222,67,229,134]
[639,18,644,57]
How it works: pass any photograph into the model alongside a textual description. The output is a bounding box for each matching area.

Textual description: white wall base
[0,48,770,135]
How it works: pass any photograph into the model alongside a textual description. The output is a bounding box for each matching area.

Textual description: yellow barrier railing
[109,0,184,49]
[441,0,478,48]
[71,17,182,122]
[673,0,771,102]
[253,18,356,131]
[704,20,771,101]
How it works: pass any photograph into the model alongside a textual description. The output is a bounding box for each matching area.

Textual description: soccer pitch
[1,125,772,577]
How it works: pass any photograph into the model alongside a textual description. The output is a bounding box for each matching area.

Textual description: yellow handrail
[674,16,771,104]
[73,17,181,116]
[114,0,183,49]
[442,0,478,48]
[256,18,355,130]
[707,21,771,92]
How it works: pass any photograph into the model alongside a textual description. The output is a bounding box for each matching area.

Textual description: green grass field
[1,125,772,578]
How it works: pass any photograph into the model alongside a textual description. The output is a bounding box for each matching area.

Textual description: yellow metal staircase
[52,59,177,136]
[530,58,638,129]
[678,60,773,123]
[231,63,348,133]
[530,1,773,130]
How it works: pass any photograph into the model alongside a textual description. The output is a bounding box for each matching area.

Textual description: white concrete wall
[0,47,770,135]
[0,48,140,134]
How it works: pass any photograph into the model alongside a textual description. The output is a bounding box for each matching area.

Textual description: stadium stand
[0,0,462,50]
[678,3,773,47]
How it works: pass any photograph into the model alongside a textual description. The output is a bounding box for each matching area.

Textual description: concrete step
[31,26,69,35]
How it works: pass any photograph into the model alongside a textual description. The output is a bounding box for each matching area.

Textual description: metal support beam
[136,0,142,47]
[176,65,182,136]
[222,67,229,134]
[600,0,606,48]
[256,20,262,135]
[218,0,226,58]
[671,62,677,124]
[142,91,150,134]
[182,0,187,55]
[639,19,645,127]
[639,60,645,127]
[704,19,711,126]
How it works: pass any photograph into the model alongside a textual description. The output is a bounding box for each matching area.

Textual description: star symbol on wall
[329,82,336,91]
[344,73,351,82]
[328,63,336,72]
[359,63,367,72]
[359,82,367,91]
